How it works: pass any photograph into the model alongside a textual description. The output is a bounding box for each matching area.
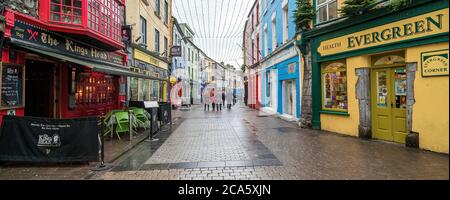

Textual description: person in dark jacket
[222,89,226,107]
[211,88,216,111]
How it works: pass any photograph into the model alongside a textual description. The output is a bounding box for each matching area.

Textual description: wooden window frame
[316,0,337,24]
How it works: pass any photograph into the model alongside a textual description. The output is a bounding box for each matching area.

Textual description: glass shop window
[139,79,150,101]
[322,61,348,112]
[394,68,407,109]
[68,66,116,110]
[151,73,160,101]
[129,68,139,101]
[0,64,25,108]
[50,0,83,25]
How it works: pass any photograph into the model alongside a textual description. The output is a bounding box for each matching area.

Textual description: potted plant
[293,0,315,32]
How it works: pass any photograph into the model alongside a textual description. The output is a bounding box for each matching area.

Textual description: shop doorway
[371,67,407,144]
[25,60,55,118]
[283,80,295,116]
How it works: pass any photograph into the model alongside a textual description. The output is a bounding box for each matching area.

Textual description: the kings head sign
[11,19,124,66]
[318,9,449,57]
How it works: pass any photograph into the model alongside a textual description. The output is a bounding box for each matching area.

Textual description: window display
[75,72,116,106]
[376,71,388,107]
[129,77,139,101]
[88,0,124,42]
[322,62,348,111]
[394,69,407,109]
[151,80,160,101]
[139,79,150,101]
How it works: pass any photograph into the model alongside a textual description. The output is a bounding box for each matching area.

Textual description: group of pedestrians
[204,88,235,112]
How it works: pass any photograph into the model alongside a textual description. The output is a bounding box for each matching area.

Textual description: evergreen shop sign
[318,9,449,56]
[421,49,449,77]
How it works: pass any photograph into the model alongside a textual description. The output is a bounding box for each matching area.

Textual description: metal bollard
[90,115,112,171]
[146,109,159,142]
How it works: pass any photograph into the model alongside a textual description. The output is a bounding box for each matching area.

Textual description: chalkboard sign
[1,64,24,108]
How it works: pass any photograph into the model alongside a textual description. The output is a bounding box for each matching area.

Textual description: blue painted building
[260,0,301,120]
[171,17,187,80]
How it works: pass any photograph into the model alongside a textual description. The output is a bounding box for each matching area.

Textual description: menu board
[1,64,23,107]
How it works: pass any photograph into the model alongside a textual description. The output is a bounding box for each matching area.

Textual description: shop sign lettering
[421,49,449,77]
[11,19,125,66]
[261,46,297,69]
[134,49,169,70]
[318,9,449,56]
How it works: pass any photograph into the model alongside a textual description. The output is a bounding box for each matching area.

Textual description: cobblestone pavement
[0,164,93,180]
[94,103,449,180]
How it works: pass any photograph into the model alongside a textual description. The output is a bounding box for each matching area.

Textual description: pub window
[88,0,124,42]
[0,64,25,109]
[50,0,83,25]
[68,66,116,109]
[69,66,116,110]
[322,61,348,112]
[317,0,337,24]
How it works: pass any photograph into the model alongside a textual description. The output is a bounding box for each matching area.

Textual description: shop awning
[13,41,168,81]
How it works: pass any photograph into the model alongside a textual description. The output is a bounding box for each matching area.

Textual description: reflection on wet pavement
[98,104,449,180]
[111,108,282,172]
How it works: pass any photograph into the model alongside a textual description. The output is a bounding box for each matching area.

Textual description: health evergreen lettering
[347,14,444,48]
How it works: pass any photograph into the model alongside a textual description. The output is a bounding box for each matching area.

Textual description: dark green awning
[15,42,167,81]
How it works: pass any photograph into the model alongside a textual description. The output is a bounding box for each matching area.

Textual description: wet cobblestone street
[93,104,449,180]
[0,104,448,180]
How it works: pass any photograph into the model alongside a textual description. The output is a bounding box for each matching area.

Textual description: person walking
[226,88,233,110]
[216,90,223,112]
[211,88,216,111]
[222,89,226,108]
[204,88,211,111]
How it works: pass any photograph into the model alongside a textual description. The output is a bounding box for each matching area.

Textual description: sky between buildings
[172,0,254,69]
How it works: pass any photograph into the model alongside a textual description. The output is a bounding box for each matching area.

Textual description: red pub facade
[0,0,134,124]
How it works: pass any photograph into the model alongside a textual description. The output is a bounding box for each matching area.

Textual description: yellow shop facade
[301,0,449,153]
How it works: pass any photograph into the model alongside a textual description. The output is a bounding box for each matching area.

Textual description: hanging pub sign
[171,46,182,57]
[11,19,125,66]
[0,116,99,162]
[421,49,449,77]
